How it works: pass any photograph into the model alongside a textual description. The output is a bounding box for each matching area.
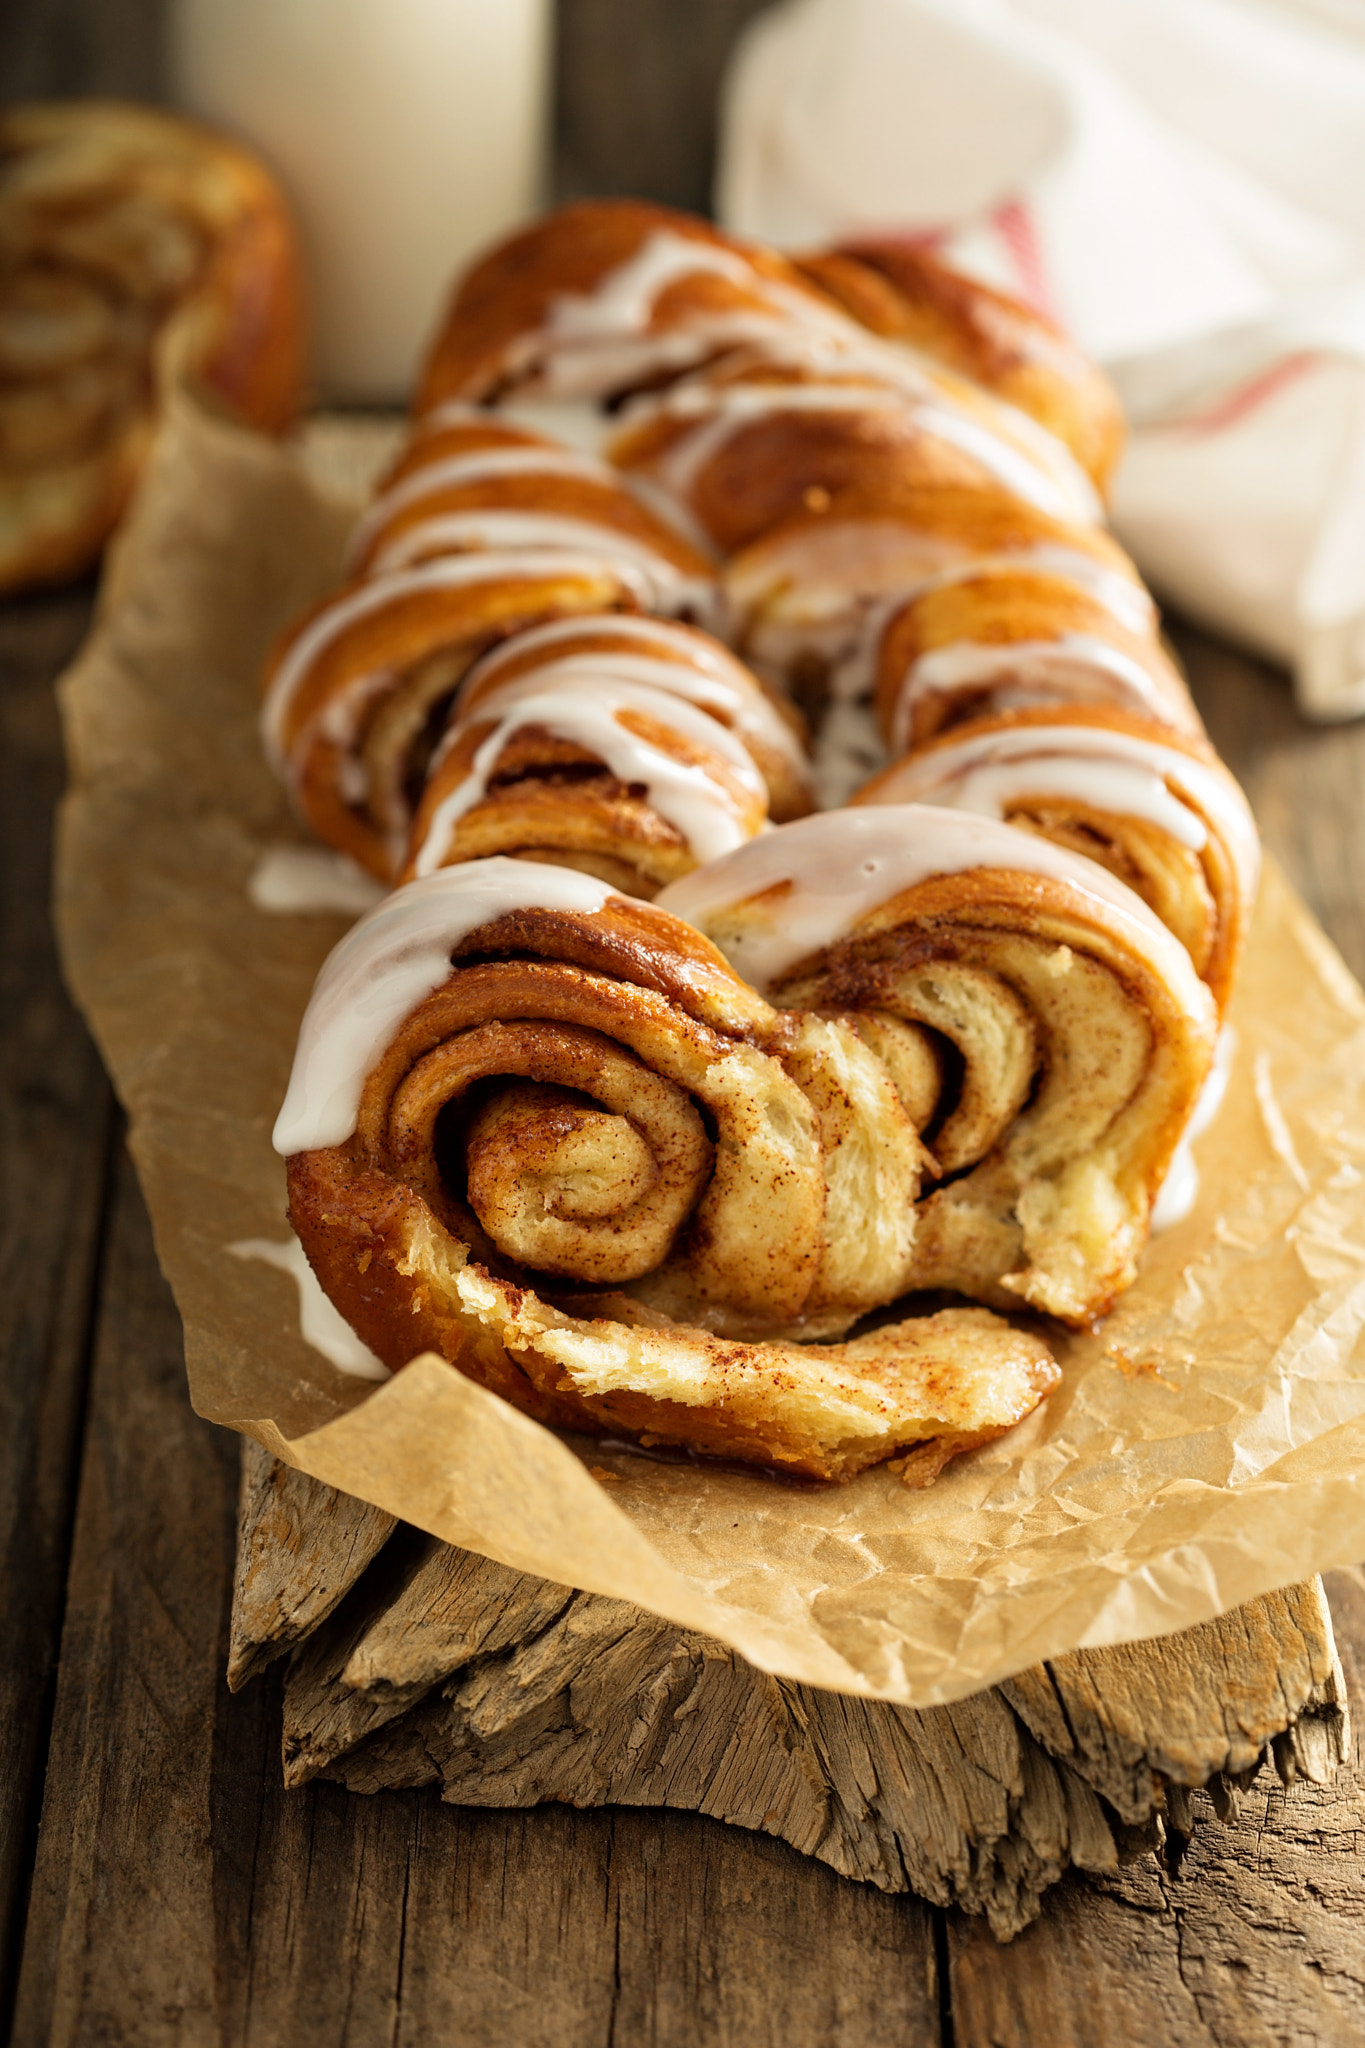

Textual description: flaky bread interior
[289,1145,1057,1485]
[721,869,1218,1325]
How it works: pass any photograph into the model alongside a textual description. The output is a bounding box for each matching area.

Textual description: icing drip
[364,509,711,611]
[410,677,766,877]
[347,444,621,560]
[864,723,1248,853]
[248,844,386,916]
[546,231,763,343]
[656,803,1210,1005]
[890,635,1170,753]
[461,614,809,775]
[273,860,618,1154]
[628,381,1091,527]
[532,228,872,397]
[228,1236,390,1379]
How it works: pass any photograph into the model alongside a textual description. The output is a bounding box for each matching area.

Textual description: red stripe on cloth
[993,199,1058,323]
[1157,352,1321,437]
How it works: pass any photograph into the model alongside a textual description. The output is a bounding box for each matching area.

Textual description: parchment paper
[53,391,1365,1707]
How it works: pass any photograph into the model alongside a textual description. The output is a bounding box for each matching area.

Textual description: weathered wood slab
[233,1450,1347,1941]
[946,1562,1365,2046]
[227,1436,396,1689]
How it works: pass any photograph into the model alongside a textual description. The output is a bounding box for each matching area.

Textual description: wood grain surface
[6,2,1365,2039]
[4,601,1365,2046]
[231,1450,1343,1944]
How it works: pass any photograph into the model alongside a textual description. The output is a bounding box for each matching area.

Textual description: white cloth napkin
[717,0,1365,719]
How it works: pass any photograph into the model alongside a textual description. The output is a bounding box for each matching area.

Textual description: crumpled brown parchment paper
[52,391,1365,1707]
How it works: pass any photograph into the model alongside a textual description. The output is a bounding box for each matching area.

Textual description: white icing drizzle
[347,444,621,561]
[656,803,1211,1007]
[260,549,655,774]
[363,510,712,616]
[499,228,959,408]
[460,614,809,776]
[547,231,763,343]
[274,860,618,1154]
[532,229,872,395]
[862,723,1257,856]
[248,844,386,916]
[1151,1025,1238,1231]
[228,1236,391,1378]
[889,636,1170,755]
[694,327,1102,520]
[410,678,764,878]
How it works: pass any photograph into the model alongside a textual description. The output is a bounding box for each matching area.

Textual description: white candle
[169,0,551,400]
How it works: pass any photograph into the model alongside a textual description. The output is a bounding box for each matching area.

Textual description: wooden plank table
[3,584,1365,2048]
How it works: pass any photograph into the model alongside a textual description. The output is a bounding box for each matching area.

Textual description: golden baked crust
[415,198,842,410]
[871,567,1200,745]
[795,241,1124,491]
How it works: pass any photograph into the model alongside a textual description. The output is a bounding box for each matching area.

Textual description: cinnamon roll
[260,199,1258,1490]
[347,404,715,621]
[261,553,649,881]
[280,859,1059,1483]
[854,708,1258,1012]
[399,614,810,895]
[0,99,303,594]
[657,807,1218,1326]
[869,565,1200,749]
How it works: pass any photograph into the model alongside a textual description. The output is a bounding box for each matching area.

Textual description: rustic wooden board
[947,1564,1365,2047]
[221,1453,1344,1943]
[11,1149,945,2045]
[0,587,117,2030]
[228,1437,396,1690]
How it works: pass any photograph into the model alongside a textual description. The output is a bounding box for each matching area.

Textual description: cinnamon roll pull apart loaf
[279,860,1060,1484]
[0,100,303,593]
[260,197,1259,1488]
